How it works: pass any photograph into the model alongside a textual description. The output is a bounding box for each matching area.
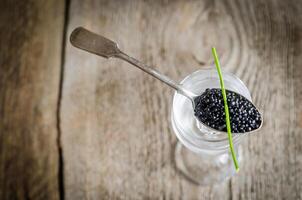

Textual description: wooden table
[1,0,302,199]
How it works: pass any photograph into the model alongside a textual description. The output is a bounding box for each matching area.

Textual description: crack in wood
[56,0,71,200]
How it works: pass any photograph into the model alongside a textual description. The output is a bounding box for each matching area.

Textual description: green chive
[211,47,239,172]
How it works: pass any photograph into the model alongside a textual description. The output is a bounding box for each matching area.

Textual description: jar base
[175,142,242,185]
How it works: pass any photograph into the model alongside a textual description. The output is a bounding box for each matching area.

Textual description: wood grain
[60,0,302,199]
[0,0,65,199]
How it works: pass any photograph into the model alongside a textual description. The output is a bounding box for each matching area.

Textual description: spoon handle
[70,27,196,100]
[116,52,196,100]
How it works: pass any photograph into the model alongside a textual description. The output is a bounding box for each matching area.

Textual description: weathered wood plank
[62,0,302,199]
[0,0,65,199]
[223,0,302,199]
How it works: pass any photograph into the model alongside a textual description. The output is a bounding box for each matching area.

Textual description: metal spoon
[70,27,263,133]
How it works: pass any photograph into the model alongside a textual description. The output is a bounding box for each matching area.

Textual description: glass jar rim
[171,67,251,151]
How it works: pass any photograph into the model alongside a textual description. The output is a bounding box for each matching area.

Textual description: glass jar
[171,68,251,185]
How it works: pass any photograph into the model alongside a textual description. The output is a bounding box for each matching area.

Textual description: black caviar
[194,88,262,133]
